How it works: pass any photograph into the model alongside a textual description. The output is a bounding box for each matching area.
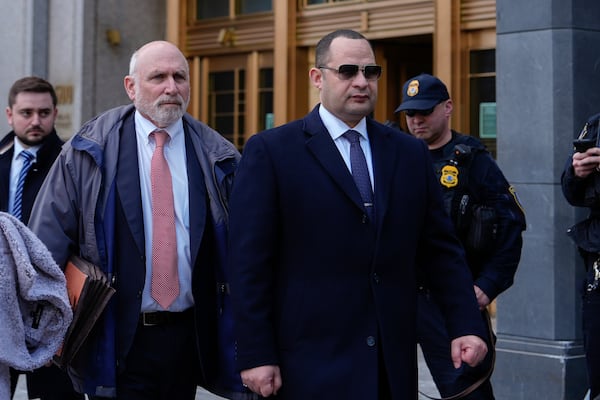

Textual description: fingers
[451,335,488,368]
[241,365,282,397]
[451,341,462,369]
[573,151,600,178]
[474,286,490,310]
[273,368,282,395]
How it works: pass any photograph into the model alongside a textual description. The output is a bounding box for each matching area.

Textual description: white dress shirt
[318,104,374,190]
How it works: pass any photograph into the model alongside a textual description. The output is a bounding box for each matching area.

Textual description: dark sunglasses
[318,64,382,81]
[404,101,444,117]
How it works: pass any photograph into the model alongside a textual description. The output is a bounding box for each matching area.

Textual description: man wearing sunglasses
[227,31,489,399]
[396,74,526,399]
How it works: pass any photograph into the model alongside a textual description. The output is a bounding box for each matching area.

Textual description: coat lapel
[0,144,14,211]
[303,108,369,215]
[184,124,207,265]
[116,114,145,256]
[367,120,395,227]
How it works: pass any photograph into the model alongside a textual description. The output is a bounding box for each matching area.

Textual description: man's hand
[474,285,490,310]
[450,335,488,369]
[241,365,282,397]
[572,148,600,178]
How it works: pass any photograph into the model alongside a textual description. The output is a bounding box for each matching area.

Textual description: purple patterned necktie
[343,130,374,221]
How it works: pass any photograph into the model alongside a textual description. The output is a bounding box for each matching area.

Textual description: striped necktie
[11,150,35,221]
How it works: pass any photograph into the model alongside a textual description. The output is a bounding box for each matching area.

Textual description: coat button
[373,273,380,284]
[366,336,376,347]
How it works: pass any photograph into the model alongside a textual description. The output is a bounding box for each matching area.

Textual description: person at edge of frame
[0,76,84,400]
[227,29,489,400]
[561,112,600,400]
[27,41,257,400]
[393,73,526,400]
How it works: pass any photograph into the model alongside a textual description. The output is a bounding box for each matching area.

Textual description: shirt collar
[13,136,40,160]
[318,104,368,141]
[134,110,184,143]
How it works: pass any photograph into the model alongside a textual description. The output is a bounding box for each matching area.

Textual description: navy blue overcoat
[228,105,486,400]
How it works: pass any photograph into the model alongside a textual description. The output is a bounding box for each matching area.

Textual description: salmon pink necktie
[150,129,179,309]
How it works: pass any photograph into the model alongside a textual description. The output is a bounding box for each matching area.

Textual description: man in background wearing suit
[227,29,489,400]
[29,41,241,399]
[0,77,64,225]
[0,76,82,400]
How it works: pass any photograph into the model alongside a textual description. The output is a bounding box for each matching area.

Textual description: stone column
[495,0,600,398]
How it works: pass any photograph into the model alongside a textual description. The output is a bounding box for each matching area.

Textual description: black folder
[54,254,116,368]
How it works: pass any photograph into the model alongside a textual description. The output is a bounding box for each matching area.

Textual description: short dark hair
[315,29,369,67]
[8,76,57,108]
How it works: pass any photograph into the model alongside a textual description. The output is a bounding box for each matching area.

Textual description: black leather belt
[139,308,193,327]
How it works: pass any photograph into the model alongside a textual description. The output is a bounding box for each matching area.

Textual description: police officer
[395,74,526,399]
[561,113,600,399]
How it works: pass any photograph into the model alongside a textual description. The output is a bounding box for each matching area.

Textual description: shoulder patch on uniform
[509,185,525,215]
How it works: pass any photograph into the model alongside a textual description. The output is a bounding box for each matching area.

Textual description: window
[469,49,496,155]
[208,70,245,148]
[196,0,271,19]
[304,0,359,6]
[204,53,273,150]
[238,0,271,14]
[258,68,273,131]
[197,1,228,19]
[207,68,273,149]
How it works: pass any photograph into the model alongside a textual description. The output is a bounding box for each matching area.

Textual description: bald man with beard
[29,41,241,400]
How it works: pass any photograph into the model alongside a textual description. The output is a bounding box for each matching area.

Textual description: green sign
[265,113,274,129]
[479,102,496,139]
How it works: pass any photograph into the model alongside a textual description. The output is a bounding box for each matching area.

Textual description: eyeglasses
[318,64,382,81]
[404,101,444,117]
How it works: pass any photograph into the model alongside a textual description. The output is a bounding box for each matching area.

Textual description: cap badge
[407,80,420,97]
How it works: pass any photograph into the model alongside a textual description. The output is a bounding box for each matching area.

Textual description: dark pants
[582,287,600,399]
[213,389,261,400]
[10,366,83,400]
[27,365,84,400]
[91,310,199,400]
[417,290,495,400]
[10,368,19,397]
[581,252,600,399]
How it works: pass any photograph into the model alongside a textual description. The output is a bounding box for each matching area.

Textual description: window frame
[194,0,272,20]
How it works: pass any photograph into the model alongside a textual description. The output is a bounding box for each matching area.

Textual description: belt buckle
[141,312,157,326]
